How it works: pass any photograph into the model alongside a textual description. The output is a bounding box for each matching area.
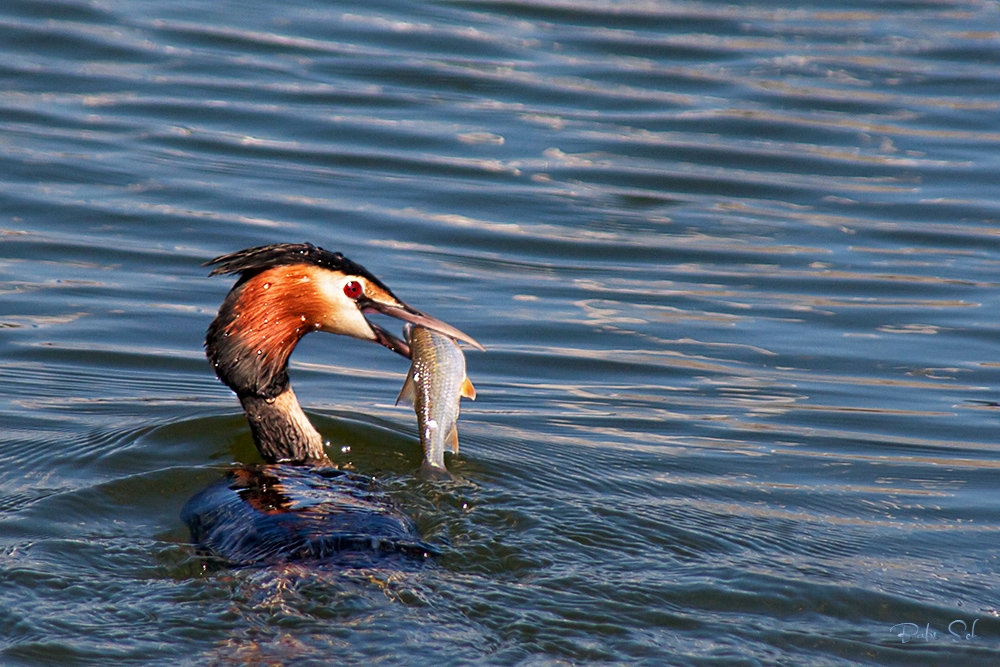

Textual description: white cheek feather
[314,274,376,341]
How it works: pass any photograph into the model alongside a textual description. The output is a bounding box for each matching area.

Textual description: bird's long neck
[239,389,327,465]
[205,268,331,465]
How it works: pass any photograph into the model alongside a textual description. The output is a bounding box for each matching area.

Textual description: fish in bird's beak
[356,293,485,359]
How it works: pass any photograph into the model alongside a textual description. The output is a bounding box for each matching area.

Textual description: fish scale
[396,324,476,473]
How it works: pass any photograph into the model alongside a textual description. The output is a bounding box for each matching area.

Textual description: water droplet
[263,282,271,289]
[300,314,306,321]
[256,349,262,355]
[341,445,351,454]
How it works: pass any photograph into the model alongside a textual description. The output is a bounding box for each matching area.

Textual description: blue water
[2,0,1000,664]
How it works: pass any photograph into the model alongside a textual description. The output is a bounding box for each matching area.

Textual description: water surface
[2,0,1000,664]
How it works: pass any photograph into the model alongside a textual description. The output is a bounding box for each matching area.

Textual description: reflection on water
[2,0,1000,664]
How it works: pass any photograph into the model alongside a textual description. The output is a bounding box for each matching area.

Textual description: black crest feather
[204,243,394,296]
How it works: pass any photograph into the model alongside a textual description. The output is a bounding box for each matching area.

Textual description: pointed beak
[359,296,485,358]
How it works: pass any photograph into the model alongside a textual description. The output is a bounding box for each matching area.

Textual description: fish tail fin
[396,370,417,407]
[461,377,476,400]
[420,459,455,481]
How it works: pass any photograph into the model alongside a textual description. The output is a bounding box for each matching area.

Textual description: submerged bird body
[397,324,476,473]
[184,243,482,565]
[182,465,434,566]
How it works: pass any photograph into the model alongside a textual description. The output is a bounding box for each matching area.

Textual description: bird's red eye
[343,280,363,299]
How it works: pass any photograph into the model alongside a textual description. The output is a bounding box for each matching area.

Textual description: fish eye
[343,280,363,299]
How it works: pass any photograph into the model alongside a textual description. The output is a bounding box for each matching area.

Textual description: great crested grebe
[182,243,483,565]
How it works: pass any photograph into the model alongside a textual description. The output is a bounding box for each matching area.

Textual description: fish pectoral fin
[396,371,417,407]
[448,424,460,454]
[460,377,477,400]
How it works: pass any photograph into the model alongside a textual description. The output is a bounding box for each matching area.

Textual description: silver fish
[396,324,476,474]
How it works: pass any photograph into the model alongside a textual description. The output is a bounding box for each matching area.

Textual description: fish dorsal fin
[461,377,476,400]
[396,369,417,407]
[448,424,460,454]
